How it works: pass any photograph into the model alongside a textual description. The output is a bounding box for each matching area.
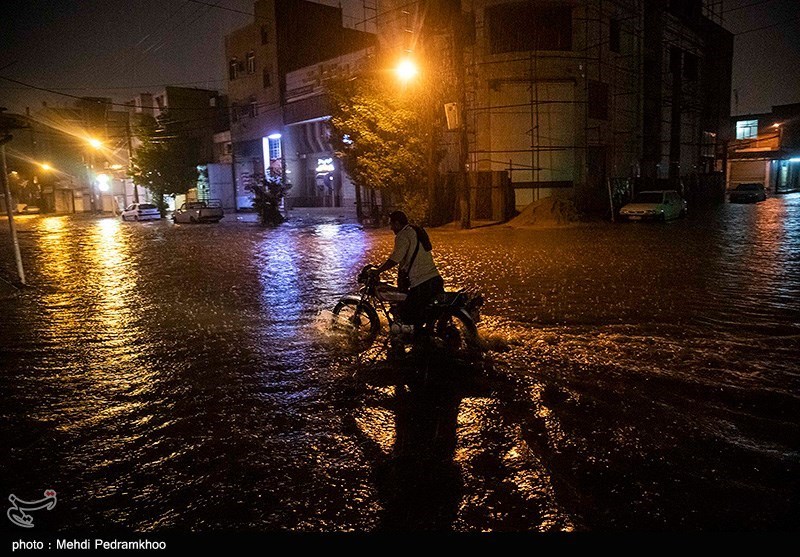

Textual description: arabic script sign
[7,490,57,528]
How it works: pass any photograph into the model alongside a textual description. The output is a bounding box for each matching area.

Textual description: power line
[185,0,257,19]
[0,78,228,92]
[0,74,227,112]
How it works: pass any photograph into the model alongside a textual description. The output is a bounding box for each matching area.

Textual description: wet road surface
[1,196,798,531]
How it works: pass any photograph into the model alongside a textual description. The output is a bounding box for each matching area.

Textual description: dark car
[729,183,767,203]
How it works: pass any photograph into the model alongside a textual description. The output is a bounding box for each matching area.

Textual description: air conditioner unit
[444,102,460,130]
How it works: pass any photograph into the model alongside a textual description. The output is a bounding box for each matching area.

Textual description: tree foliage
[327,59,450,224]
[242,171,291,226]
[130,112,200,213]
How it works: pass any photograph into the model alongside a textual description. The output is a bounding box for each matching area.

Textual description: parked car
[729,183,767,203]
[173,200,224,223]
[15,204,41,214]
[619,190,687,221]
[121,203,161,221]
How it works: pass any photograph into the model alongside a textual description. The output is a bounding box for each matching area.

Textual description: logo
[7,490,57,528]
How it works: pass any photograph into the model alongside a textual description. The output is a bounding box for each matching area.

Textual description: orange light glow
[395,58,419,83]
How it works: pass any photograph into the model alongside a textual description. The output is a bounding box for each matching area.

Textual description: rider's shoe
[390,322,415,339]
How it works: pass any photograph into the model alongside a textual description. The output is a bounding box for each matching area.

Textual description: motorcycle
[331,264,484,358]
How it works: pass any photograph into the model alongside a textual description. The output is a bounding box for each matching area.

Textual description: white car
[619,190,687,221]
[16,204,41,214]
[121,203,161,221]
[173,200,224,223]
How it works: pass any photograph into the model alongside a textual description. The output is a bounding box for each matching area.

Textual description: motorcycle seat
[433,291,464,307]
[376,285,408,303]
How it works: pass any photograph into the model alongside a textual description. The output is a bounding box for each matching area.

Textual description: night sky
[0,0,799,116]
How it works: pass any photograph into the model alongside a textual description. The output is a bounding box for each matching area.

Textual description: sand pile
[506,196,581,228]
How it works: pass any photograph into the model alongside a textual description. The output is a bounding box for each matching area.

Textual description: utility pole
[87,148,97,213]
[126,117,139,203]
[451,9,470,229]
[0,133,26,285]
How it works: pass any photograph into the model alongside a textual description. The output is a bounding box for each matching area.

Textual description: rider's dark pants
[400,275,444,328]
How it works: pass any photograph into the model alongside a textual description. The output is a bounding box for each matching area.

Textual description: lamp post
[1,134,26,285]
[450,15,471,229]
[772,122,783,150]
[86,137,102,213]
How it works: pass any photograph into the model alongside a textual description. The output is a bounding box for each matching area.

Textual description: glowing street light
[96,173,110,193]
[395,58,418,83]
[85,138,104,213]
[40,163,52,171]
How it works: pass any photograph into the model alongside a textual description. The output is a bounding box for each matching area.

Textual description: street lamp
[395,58,419,83]
[86,138,103,213]
[96,173,110,193]
[40,163,52,172]
[773,122,784,149]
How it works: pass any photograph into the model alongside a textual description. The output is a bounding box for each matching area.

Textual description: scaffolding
[359,0,730,217]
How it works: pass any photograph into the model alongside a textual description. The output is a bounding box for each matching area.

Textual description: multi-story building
[14,87,228,214]
[375,0,732,215]
[127,87,229,166]
[728,103,800,194]
[224,0,375,209]
[224,0,732,218]
[26,98,134,213]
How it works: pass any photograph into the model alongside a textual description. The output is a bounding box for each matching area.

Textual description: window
[268,136,281,161]
[230,103,239,123]
[609,18,621,53]
[683,52,698,81]
[246,51,255,74]
[248,99,257,118]
[260,25,269,45]
[263,67,272,89]
[229,58,238,80]
[736,120,758,140]
[588,80,610,120]
[487,2,572,54]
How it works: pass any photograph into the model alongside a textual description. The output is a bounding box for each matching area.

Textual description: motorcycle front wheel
[433,308,481,359]
[331,299,380,349]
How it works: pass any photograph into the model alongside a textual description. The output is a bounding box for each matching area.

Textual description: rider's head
[389,210,408,234]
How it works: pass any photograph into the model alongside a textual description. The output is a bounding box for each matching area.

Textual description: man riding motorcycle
[369,210,444,337]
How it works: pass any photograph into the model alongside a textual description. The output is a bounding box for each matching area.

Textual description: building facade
[26,98,136,214]
[224,0,375,210]
[375,0,732,214]
[728,103,800,194]
[222,0,732,218]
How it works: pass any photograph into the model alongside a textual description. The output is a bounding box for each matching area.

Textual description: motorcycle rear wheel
[332,300,380,349]
[433,309,481,359]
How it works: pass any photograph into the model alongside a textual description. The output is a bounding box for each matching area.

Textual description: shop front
[284,118,355,210]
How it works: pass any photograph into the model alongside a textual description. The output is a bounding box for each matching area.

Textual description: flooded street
[1,196,798,531]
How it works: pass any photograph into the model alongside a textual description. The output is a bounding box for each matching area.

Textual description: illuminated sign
[316,158,335,173]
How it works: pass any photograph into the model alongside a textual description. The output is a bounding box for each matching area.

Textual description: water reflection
[2,198,798,531]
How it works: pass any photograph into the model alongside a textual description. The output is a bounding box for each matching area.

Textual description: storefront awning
[728,149,800,161]
[295,120,332,155]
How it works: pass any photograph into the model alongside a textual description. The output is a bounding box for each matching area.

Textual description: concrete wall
[208,163,236,211]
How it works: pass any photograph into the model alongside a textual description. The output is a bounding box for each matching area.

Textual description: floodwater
[0,196,798,532]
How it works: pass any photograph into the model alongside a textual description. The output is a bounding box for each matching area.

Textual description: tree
[242,171,291,226]
[327,58,449,225]
[130,112,200,214]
